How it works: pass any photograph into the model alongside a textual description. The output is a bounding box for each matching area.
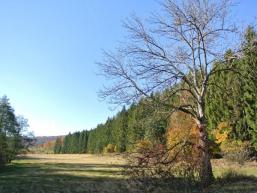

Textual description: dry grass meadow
[0,154,257,193]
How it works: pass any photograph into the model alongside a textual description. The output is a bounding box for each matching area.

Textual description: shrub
[103,144,115,153]
[212,122,253,162]
[134,139,152,153]
[220,140,251,164]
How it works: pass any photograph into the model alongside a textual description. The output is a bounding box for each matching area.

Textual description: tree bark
[198,118,214,187]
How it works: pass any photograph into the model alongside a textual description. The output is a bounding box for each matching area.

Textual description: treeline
[54,26,257,155]
[54,97,192,154]
[206,26,257,149]
[54,131,88,154]
[0,96,32,167]
[54,104,164,154]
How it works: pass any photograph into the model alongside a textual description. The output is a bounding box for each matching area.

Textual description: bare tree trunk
[198,118,214,187]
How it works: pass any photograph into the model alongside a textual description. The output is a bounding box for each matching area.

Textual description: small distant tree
[54,137,63,154]
[99,0,237,186]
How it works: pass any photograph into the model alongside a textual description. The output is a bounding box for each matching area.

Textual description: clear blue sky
[0,1,256,136]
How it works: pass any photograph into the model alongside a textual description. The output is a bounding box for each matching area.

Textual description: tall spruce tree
[241,26,257,149]
[206,26,257,149]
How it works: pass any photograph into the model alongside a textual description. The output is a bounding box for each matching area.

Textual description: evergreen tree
[116,107,128,152]
[241,26,257,149]
[54,137,62,154]
[206,26,257,150]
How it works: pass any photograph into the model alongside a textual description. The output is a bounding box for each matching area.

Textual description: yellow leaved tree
[166,112,201,176]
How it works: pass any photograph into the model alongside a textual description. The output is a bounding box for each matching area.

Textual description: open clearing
[0,154,127,193]
[0,154,257,193]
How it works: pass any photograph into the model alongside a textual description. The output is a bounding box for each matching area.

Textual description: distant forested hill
[34,136,63,145]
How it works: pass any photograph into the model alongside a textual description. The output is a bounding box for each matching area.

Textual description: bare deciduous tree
[99,0,236,186]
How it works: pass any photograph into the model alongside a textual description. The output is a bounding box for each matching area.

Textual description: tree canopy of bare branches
[99,0,236,187]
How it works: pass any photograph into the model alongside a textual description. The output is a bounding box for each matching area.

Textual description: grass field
[0,154,257,193]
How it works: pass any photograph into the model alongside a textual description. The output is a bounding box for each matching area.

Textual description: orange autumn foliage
[166,112,201,165]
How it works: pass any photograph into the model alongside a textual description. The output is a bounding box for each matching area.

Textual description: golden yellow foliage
[212,122,251,163]
[212,122,231,144]
[166,112,200,165]
[103,144,115,153]
[134,139,152,153]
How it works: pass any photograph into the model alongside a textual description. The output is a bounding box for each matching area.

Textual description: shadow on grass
[0,161,257,193]
[51,162,127,168]
[15,155,53,160]
[0,162,128,193]
[206,172,257,193]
